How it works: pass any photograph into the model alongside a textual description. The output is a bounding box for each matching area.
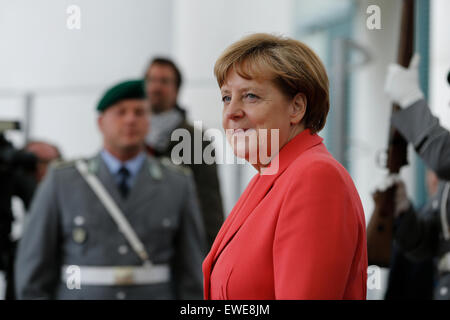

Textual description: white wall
[0,0,174,157]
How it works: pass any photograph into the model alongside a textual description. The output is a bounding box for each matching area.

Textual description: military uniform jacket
[15,153,206,300]
[392,99,450,299]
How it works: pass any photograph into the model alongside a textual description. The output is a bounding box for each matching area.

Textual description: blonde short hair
[214,33,329,134]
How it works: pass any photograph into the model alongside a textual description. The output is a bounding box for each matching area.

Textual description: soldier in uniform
[384,55,450,299]
[14,80,206,299]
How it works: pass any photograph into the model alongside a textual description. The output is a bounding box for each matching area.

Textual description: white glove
[384,53,424,108]
[373,173,401,193]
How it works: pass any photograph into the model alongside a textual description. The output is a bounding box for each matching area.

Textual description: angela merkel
[203,33,368,300]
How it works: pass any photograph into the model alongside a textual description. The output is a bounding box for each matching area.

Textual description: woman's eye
[222,96,231,103]
[244,93,259,101]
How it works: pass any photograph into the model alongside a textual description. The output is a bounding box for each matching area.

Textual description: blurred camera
[0,121,37,270]
[0,121,37,172]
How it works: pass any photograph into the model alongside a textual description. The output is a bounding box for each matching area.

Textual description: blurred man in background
[144,57,224,249]
[24,141,61,183]
[15,80,206,299]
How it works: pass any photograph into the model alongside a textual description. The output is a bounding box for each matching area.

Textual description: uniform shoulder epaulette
[49,158,79,170]
[159,157,192,176]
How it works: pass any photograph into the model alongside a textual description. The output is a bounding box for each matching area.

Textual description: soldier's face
[98,99,150,153]
[145,64,178,114]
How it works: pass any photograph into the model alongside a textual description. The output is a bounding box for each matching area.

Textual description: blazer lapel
[203,172,281,299]
[203,174,260,298]
[209,175,260,258]
[213,174,276,262]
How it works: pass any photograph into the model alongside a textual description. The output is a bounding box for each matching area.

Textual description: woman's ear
[290,93,307,125]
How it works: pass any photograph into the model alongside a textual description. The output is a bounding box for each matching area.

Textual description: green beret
[97,80,145,112]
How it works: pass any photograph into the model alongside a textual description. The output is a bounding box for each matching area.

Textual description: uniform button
[162,218,171,228]
[116,291,126,300]
[118,245,129,255]
[72,227,87,244]
[74,216,85,226]
[432,200,439,210]
[440,286,448,296]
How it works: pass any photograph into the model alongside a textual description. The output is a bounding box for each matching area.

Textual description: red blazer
[203,129,367,299]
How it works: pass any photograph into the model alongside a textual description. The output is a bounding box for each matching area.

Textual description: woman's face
[221,68,305,169]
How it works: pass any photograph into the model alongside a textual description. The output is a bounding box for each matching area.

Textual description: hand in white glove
[384,53,425,108]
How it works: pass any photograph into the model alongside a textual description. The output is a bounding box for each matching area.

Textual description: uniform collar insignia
[149,160,163,180]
